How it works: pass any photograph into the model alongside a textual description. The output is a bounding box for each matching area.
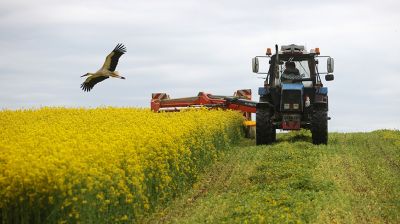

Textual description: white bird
[81,43,127,92]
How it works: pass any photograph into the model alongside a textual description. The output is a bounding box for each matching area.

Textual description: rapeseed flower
[0,107,243,223]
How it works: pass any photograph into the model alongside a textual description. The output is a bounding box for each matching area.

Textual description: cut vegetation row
[144,130,400,223]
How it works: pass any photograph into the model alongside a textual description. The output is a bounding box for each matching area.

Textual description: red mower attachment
[151,89,256,119]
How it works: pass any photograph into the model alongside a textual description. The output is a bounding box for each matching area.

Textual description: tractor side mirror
[325,74,334,81]
[252,57,259,73]
[327,57,334,73]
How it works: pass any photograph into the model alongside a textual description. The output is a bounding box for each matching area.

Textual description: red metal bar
[150,89,256,118]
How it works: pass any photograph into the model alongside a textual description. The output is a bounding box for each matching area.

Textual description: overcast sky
[1,0,399,132]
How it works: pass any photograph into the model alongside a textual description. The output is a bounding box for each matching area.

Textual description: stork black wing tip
[81,83,92,92]
[114,43,127,54]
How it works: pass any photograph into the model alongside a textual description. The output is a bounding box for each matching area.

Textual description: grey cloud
[0,0,399,131]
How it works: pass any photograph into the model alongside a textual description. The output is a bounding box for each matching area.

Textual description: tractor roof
[277,53,315,61]
[280,44,306,54]
[275,44,317,60]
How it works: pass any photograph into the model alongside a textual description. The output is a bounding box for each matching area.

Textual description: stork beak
[121,76,126,79]
[81,74,87,77]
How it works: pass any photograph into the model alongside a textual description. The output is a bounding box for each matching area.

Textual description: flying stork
[81,43,127,92]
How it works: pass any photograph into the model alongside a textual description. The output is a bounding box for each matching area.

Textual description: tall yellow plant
[0,107,243,223]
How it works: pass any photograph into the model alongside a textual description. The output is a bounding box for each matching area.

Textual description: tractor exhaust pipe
[273,44,279,86]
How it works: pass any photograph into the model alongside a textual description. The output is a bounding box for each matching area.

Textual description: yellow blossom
[0,107,244,223]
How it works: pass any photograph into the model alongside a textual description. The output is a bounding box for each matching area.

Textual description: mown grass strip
[144,130,400,223]
[315,131,400,223]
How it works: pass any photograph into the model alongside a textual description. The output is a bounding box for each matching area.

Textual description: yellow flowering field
[0,107,244,223]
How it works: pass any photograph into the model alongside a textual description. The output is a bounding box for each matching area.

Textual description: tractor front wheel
[256,107,274,145]
[311,110,328,144]
[271,127,277,142]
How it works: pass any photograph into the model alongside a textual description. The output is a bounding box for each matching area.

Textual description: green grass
[142,130,400,223]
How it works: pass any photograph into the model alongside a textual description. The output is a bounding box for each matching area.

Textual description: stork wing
[101,43,126,72]
[81,76,109,92]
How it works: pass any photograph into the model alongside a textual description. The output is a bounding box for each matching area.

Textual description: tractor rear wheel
[256,107,274,145]
[311,110,328,144]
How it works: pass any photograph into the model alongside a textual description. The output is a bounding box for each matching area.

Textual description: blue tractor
[252,44,334,145]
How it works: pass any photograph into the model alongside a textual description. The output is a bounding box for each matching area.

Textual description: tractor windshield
[278,59,313,86]
[279,60,310,78]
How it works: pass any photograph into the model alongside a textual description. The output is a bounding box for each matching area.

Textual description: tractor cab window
[280,60,310,78]
[279,60,312,86]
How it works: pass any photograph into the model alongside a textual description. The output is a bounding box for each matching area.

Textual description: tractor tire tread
[311,110,328,145]
[256,108,274,145]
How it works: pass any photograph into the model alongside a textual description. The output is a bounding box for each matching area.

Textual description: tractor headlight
[293,104,299,109]
[284,104,290,109]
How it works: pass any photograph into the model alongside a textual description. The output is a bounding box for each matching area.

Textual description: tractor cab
[252,44,334,87]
